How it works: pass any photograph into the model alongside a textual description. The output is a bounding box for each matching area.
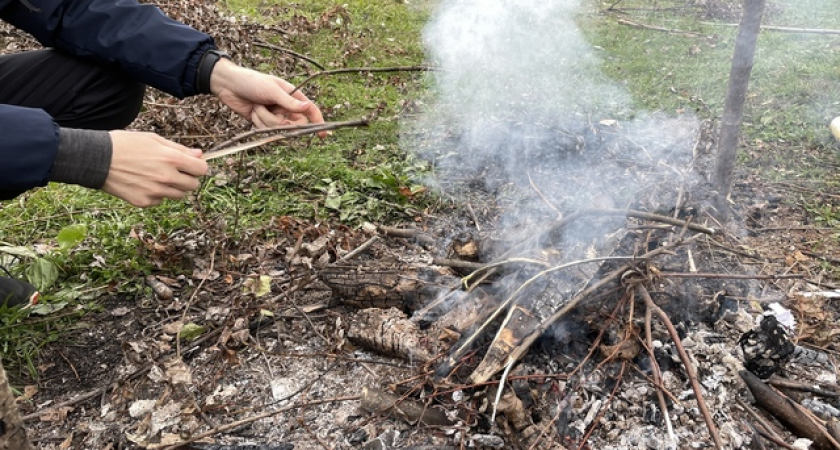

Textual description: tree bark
[0,359,32,450]
[713,0,766,218]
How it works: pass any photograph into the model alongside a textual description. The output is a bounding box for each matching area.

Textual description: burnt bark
[713,0,766,217]
[0,359,32,450]
[741,370,834,450]
[320,264,458,312]
[360,387,454,427]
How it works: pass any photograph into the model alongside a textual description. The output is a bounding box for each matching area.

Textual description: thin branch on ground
[617,18,701,36]
[735,397,786,444]
[638,284,723,450]
[656,271,802,280]
[527,171,562,218]
[701,22,840,35]
[254,40,325,70]
[642,286,677,444]
[177,244,217,358]
[289,65,439,95]
[336,235,379,264]
[157,395,359,450]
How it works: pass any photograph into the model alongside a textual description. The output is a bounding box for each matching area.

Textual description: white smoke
[403,0,704,237]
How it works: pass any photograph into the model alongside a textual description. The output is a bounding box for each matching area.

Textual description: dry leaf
[40,406,74,422]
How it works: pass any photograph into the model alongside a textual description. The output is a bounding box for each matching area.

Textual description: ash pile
[327,110,840,449]
[325,1,840,447]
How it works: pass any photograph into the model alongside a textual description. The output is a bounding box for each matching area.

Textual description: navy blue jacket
[0,0,215,198]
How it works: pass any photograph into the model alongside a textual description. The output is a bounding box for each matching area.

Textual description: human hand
[210,59,325,130]
[102,131,209,207]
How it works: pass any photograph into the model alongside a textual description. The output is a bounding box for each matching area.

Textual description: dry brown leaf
[40,406,74,422]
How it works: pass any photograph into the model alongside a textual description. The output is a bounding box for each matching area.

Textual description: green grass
[0,0,432,378]
[583,0,840,147]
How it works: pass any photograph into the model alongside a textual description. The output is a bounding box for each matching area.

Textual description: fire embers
[739,315,795,379]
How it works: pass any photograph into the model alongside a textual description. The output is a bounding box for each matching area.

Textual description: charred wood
[360,387,454,427]
[741,370,835,450]
[320,264,458,312]
[347,308,437,363]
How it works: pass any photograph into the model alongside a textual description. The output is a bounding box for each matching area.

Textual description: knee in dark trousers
[0,49,146,130]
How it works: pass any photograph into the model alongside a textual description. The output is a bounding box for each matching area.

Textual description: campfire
[312,115,838,449]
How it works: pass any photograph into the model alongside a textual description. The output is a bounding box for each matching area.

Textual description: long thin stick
[254,40,325,70]
[289,65,438,94]
[157,395,359,450]
[638,284,723,450]
[702,22,840,35]
[657,272,802,280]
[643,287,677,444]
[209,122,334,152]
[203,120,368,160]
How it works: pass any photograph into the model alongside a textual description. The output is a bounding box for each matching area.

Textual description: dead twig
[641,286,677,444]
[638,284,723,450]
[768,376,840,398]
[157,395,359,450]
[289,65,439,95]
[735,397,788,445]
[254,40,325,70]
[360,387,453,426]
[160,362,344,450]
[23,364,153,422]
[376,225,435,246]
[576,362,627,450]
[617,18,701,36]
[336,235,379,264]
[702,22,840,35]
[753,426,800,450]
[527,171,562,218]
[656,271,802,280]
[204,120,369,160]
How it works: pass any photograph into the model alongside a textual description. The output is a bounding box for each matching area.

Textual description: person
[0,0,325,306]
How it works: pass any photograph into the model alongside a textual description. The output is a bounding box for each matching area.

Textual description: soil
[6,1,840,450]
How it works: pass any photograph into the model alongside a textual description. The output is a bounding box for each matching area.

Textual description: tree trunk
[0,359,32,450]
[713,0,766,218]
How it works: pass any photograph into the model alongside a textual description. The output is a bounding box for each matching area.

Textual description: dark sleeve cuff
[195,49,230,95]
[49,128,112,189]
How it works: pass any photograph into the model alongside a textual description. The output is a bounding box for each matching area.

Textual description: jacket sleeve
[0,0,216,98]
[0,104,59,199]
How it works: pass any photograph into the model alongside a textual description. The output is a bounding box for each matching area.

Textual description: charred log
[320,264,459,312]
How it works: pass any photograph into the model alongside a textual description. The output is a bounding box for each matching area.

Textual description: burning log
[347,308,437,363]
[448,217,627,385]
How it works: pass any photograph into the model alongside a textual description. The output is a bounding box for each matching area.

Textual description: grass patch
[0,0,432,377]
[583,0,840,148]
